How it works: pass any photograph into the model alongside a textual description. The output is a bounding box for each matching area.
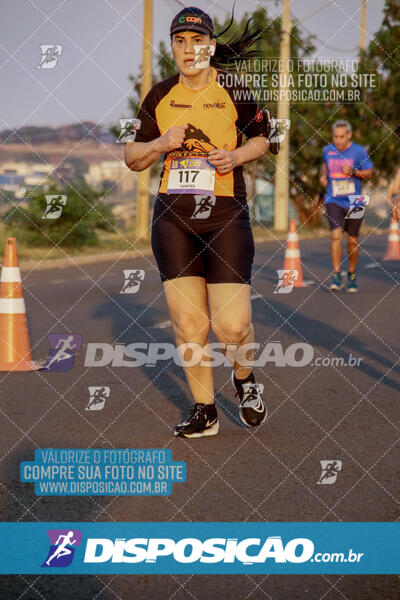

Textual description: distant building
[0,158,137,197]
[85,160,136,195]
[0,161,54,196]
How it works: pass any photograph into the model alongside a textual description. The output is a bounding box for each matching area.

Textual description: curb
[18,248,155,272]
[12,227,383,271]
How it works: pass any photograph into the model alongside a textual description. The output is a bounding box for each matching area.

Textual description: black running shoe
[231,371,267,427]
[173,403,219,438]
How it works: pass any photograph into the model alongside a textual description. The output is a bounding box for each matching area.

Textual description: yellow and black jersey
[135,67,266,198]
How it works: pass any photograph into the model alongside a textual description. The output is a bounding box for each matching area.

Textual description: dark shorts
[151,194,255,284]
[325,202,363,237]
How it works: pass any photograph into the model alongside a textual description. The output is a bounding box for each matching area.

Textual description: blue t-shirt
[323,142,373,208]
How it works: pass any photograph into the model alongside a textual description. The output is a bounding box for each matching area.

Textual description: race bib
[167,157,215,195]
[332,179,356,197]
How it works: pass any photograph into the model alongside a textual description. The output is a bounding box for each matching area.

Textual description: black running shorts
[151,194,255,284]
[325,202,363,237]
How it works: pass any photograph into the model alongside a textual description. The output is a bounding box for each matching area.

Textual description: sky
[0,0,386,130]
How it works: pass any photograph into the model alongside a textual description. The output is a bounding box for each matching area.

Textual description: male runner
[320,120,373,292]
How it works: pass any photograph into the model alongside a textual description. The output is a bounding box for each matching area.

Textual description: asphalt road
[1,232,399,599]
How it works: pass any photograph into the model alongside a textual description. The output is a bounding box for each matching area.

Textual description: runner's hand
[392,197,400,222]
[207,146,237,174]
[320,174,328,187]
[341,164,352,176]
[157,125,188,152]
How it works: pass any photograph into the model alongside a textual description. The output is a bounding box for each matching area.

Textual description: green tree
[345,0,400,178]
[4,180,115,248]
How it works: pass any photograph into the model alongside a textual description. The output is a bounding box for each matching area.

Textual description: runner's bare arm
[386,181,400,221]
[125,125,188,171]
[319,163,328,187]
[234,136,270,166]
[387,181,394,204]
[342,164,373,179]
[207,136,269,174]
[124,139,163,171]
[353,168,373,179]
[391,197,400,222]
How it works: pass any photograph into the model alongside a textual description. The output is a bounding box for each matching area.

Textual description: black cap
[170,7,214,37]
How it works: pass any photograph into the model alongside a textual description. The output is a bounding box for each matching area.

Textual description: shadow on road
[92,294,243,428]
[255,297,400,393]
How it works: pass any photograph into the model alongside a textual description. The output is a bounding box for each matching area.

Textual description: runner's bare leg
[208,283,254,379]
[347,234,359,272]
[330,227,343,272]
[163,277,214,405]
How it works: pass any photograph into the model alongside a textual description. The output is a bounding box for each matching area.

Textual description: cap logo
[179,15,203,24]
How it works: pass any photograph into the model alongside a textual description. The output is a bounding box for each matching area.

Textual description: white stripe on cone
[388,234,400,241]
[0,298,26,313]
[285,248,300,258]
[287,232,298,242]
[0,266,22,282]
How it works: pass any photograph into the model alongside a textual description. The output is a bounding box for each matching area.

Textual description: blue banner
[0,522,398,574]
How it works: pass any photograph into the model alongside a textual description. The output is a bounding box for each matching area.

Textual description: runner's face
[333,126,352,151]
[171,31,214,76]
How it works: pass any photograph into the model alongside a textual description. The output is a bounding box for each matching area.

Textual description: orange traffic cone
[282,219,313,287]
[0,238,40,370]
[384,218,400,260]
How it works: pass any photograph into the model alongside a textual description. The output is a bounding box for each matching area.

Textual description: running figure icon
[44,335,77,371]
[86,386,110,411]
[37,45,62,69]
[45,531,77,566]
[42,195,67,219]
[274,269,299,293]
[42,334,82,372]
[120,269,145,293]
[191,195,216,219]
[88,387,107,409]
[317,460,343,485]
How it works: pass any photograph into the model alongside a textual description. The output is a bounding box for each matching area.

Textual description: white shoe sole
[174,421,219,438]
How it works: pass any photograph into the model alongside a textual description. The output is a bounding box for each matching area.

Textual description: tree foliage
[346,0,400,178]
[4,180,115,248]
